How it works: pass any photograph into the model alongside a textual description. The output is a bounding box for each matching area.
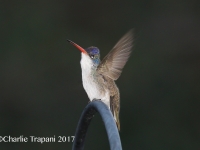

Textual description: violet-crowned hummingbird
[67,29,133,131]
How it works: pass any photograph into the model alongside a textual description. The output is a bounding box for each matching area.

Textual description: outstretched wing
[97,29,134,80]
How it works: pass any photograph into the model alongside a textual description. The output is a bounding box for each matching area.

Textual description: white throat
[80,53,110,108]
[80,53,94,73]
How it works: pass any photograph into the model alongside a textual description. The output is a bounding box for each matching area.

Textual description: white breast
[80,53,110,108]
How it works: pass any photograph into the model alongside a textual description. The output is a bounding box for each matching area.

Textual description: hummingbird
[67,29,133,131]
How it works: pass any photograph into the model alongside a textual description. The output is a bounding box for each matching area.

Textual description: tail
[111,102,120,131]
[115,111,120,131]
[110,93,120,131]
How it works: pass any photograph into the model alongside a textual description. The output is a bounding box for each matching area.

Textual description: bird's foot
[92,98,101,101]
[88,99,101,104]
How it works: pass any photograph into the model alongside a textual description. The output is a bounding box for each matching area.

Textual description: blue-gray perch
[72,100,122,150]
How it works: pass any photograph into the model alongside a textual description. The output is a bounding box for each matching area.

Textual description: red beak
[67,39,87,54]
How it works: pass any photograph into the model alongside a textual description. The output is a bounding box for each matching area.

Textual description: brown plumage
[68,29,134,131]
[97,29,134,130]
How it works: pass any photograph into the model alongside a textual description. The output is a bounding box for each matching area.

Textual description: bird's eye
[90,55,94,59]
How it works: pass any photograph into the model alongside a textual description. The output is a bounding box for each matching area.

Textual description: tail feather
[113,108,120,131]
[115,112,120,131]
[110,95,120,131]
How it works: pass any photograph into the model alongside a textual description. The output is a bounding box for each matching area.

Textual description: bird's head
[67,40,100,66]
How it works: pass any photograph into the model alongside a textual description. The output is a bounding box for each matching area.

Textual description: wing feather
[97,29,134,80]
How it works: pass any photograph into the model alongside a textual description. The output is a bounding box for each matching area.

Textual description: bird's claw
[92,99,101,101]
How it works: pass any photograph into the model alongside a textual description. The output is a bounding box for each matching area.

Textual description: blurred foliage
[0,0,200,149]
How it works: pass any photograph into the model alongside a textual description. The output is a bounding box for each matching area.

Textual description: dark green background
[1,1,200,149]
